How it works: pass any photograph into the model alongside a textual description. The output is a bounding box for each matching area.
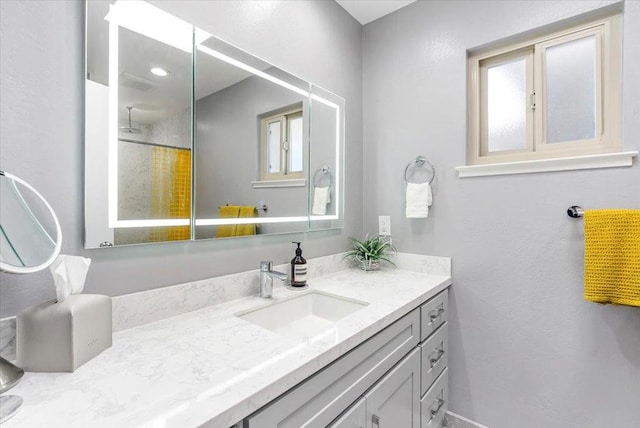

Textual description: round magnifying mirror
[0,171,62,274]
[0,170,63,422]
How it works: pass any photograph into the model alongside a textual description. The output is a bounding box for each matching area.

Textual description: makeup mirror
[0,170,63,423]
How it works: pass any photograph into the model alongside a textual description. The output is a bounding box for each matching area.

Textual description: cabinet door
[364,348,420,428]
[328,397,366,428]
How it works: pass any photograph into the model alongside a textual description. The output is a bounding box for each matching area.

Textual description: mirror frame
[0,171,62,274]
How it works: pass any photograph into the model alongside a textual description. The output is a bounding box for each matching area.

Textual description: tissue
[49,255,91,302]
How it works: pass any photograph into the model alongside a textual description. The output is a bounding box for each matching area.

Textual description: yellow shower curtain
[150,147,191,242]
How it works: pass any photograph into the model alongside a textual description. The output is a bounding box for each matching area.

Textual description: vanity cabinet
[243,288,449,428]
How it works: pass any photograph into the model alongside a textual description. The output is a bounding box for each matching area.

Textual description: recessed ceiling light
[150,67,168,77]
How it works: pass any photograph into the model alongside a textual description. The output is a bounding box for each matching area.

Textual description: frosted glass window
[288,116,303,172]
[487,58,527,152]
[468,16,621,166]
[545,35,596,143]
[267,121,281,173]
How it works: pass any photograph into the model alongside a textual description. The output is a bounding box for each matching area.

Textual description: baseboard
[444,411,489,428]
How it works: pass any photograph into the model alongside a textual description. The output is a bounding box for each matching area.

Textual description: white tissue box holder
[16,294,112,372]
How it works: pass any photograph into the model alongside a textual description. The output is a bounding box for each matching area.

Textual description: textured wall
[0,0,363,316]
[363,1,640,427]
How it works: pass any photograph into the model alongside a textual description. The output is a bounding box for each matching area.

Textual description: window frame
[259,106,304,181]
[467,14,622,167]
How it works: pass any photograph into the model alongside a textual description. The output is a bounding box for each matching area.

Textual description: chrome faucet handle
[260,261,273,272]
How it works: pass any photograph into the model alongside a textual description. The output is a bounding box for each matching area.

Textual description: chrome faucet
[259,261,288,298]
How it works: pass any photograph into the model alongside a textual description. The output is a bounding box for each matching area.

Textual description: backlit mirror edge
[83,0,345,249]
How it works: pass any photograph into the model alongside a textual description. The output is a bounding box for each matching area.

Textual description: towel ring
[313,166,332,187]
[404,156,435,184]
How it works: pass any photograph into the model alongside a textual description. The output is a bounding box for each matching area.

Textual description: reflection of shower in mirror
[120,106,142,134]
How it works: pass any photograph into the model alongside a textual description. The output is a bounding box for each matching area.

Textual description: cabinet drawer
[419,322,447,396]
[246,309,420,428]
[327,397,366,428]
[420,367,448,428]
[420,290,448,342]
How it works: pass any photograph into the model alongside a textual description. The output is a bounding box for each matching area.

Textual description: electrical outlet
[378,216,391,236]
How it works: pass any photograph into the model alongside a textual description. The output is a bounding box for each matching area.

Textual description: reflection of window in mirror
[260,105,303,181]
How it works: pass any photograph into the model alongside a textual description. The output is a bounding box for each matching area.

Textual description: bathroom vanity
[5,259,451,428]
[244,288,449,428]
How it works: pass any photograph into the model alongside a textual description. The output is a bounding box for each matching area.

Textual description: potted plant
[344,234,397,271]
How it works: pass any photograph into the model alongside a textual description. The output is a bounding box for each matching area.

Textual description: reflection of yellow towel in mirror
[236,206,258,236]
[216,206,257,238]
[216,206,240,238]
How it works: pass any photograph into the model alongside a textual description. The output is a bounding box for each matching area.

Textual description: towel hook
[404,156,435,184]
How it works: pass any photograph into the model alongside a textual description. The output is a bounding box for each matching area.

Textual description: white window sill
[456,151,638,178]
[251,179,306,188]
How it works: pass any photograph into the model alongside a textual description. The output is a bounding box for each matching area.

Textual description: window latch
[530,92,536,110]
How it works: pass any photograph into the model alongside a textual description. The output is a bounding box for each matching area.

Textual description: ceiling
[335,0,416,25]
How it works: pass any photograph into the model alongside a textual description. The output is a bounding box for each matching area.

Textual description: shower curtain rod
[118,138,191,151]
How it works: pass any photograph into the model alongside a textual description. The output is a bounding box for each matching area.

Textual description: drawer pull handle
[429,306,445,322]
[430,348,445,368]
[372,414,380,427]
[429,398,445,419]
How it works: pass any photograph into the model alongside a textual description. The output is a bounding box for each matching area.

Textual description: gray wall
[0,0,363,316]
[363,1,639,427]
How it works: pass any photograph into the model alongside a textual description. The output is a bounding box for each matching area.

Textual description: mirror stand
[0,357,24,423]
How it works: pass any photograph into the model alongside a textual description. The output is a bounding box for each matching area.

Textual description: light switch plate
[378,216,391,236]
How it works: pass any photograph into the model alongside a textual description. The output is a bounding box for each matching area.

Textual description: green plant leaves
[343,234,397,267]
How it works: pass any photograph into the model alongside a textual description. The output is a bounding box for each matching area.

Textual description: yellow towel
[215,205,257,238]
[584,209,640,307]
[236,206,257,236]
[215,206,240,238]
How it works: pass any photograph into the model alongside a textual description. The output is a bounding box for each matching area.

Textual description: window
[466,14,622,168]
[260,107,304,181]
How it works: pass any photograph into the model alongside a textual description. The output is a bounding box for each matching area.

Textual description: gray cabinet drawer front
[420,367,448,428]
[327,397,366,428]
[420,290,448,342]
[419,322,448,396]
[246,309,420,428]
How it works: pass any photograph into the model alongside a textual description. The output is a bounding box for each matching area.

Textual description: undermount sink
[236,290,368,339]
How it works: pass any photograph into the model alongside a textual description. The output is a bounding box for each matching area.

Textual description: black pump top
[292,241,302,256]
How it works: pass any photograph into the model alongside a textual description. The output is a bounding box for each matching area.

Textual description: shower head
[120,106,142,134]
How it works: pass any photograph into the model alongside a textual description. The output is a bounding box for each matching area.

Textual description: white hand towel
[312,186,330,215]
[50,255,92,303]
[406,182,432,218]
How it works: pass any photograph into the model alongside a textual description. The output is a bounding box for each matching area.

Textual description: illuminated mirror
[84,0,344,248]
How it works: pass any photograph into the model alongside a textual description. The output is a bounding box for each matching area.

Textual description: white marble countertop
[6,267,451,428]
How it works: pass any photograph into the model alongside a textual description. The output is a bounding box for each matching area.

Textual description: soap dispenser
[290,242,307,288]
